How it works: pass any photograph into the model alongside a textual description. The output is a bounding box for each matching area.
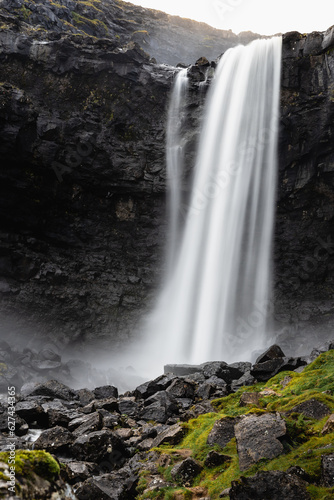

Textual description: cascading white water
[165,68,189,272]
[144,37,282,369]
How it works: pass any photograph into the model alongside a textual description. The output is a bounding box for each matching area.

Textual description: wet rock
[62,460,97,484]
[290,399,331,420]
[118,397,139,417]
[251,359,286,382]
[41,400,77,428]
[235,413,287,471]
[239,392,260,407]
[204,451,232,468]
[321,453,334,486]
[166,378,196,399]
[229,470,311,499]
[93,398,119,412]
[71,429,125,463]
[231,372,256,392]
[207,417,237,449]
[20,380,77,401]
[75,467,138,500]
[76,389,96,406]
[70,412,103,437]
[141,391,178,423]
[93,385,118,400]
[15,400,47,427]
[255,344,285,363]
[151,423,185,447]
[170,457,203,486]
[98,410,120,429]
[34,425,74,453]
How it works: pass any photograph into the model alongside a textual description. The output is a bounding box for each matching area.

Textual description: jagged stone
[76,389,95,406]
[71,412,103,437]
[255,344,285,364]
[207,417,237,449]
[41,400,79,428]
[151,423,185,448]
[63,461,97,484]
[170,458,203,486]
[231,372,255,392]
[34,425,74,453]
[290,399,331,420]
[229,470,311,499]
[20,380,77,401]
[118,397,139,417]
[74,467,138,500]
[166,378,196,399]
[71,430,125,463]
[321,453,334,486]
[140,391,179,423]
[235,413,287,471]
[15,400,47,427]
[204,451,232,468]
[93,385,118,400]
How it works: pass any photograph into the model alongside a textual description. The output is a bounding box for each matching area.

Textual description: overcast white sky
[128,0,334,35]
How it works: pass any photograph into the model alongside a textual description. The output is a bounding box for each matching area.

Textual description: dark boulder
[74,467,138,500]
[235,413,287,471]
[207,417,237,449]
[20,380,77,401]
[229,470,311,499]
[255,344,285,364]
[63,461,98,485]
[140,391,179,423]
[170,457,203,486]
[204,451,232,468]
[34,425,74,453]
[290,399,331,420]
[321,453,334,486]
[231,372,255,392]
[93,385,118,400]
[15,400,47,427]
[118,398,140,418]
[71,429,124,464]
[166,378,196,399]
[70,412,103,437]
[151,423,185,448]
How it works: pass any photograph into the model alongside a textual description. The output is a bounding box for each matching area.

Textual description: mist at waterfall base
[110,36,283,385]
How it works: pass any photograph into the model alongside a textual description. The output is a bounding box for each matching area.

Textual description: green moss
[307,485,334,499]
[146,351,334,499]
[0,363,7,375]
[0,450,60,483]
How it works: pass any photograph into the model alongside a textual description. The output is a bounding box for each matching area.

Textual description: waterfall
[137,36,282,376]
[165,68,189,272]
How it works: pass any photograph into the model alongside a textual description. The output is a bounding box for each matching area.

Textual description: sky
[128,0,334,36]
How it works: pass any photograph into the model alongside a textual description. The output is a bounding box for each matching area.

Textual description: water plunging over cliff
[142,37,282,373]
[166,68,189,273]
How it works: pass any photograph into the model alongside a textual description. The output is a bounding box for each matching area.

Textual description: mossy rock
[0,450,60,497]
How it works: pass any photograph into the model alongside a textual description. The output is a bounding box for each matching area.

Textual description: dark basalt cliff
[1,0,334,359]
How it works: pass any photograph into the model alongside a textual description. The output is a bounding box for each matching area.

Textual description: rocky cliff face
[1,0,334,361]
[276,28,334,354]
